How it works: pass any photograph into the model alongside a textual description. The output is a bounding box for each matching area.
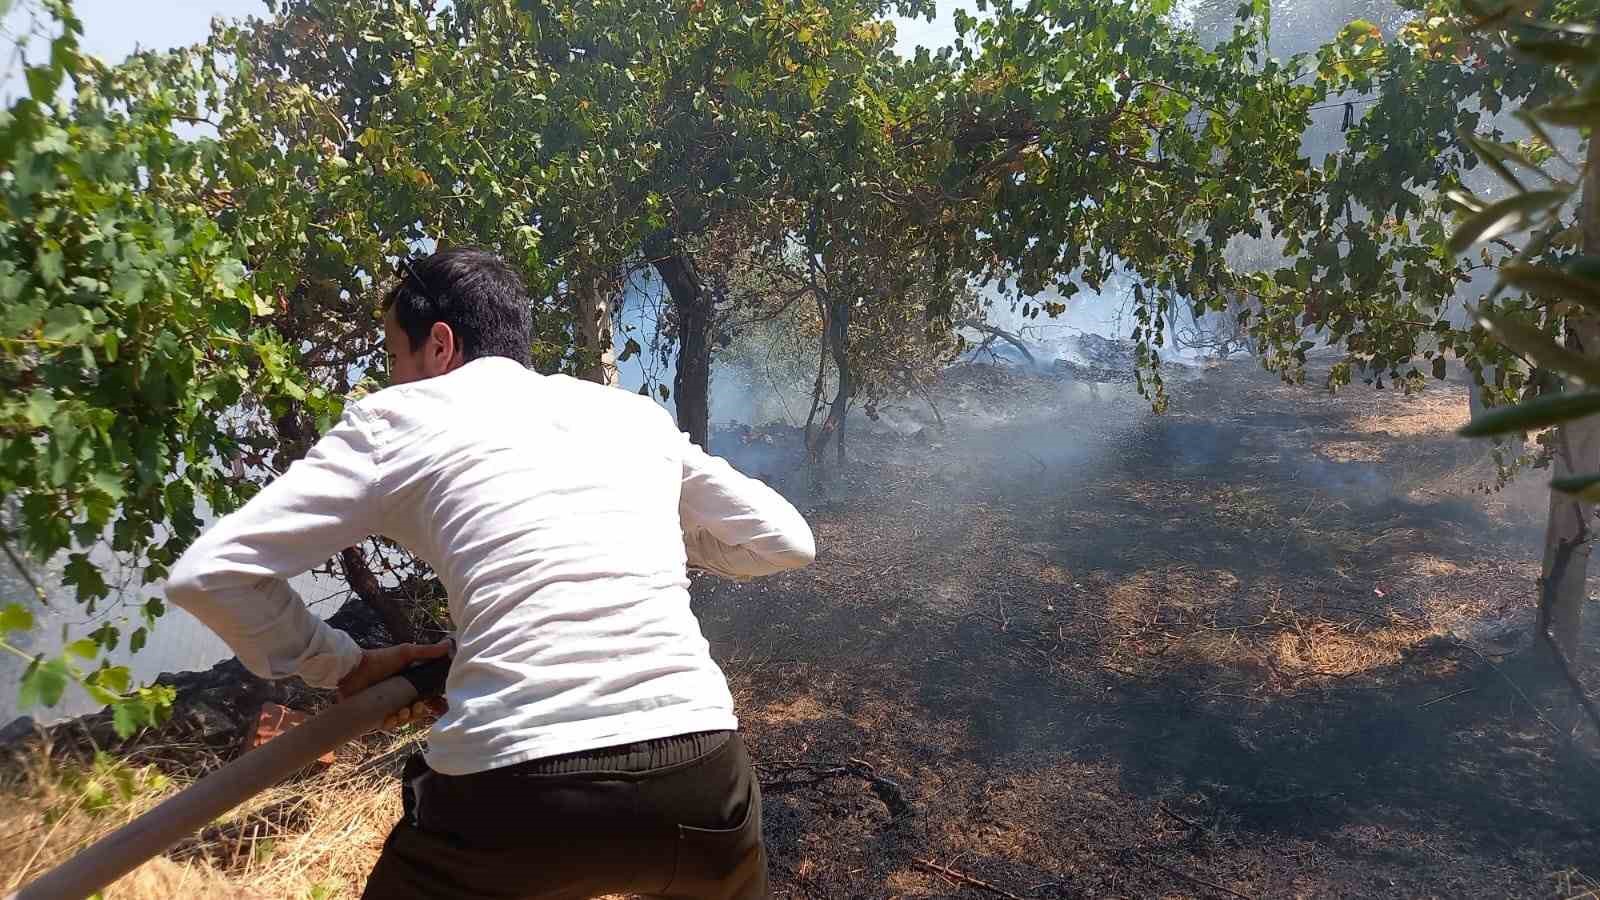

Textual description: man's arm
[680,436,816,579]
[165,404,386,689]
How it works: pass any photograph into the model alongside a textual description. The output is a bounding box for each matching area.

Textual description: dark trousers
[362,730,768,900]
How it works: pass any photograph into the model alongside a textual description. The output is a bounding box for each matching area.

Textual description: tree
[871,0,1321,416]
[1445,2,1600,728]
[1230,1,1594,659]
[611,0,938,446]
[187,0,574,638]
[0,0,309,729]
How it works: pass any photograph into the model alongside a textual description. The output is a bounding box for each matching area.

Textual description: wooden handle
[9,660,447,900]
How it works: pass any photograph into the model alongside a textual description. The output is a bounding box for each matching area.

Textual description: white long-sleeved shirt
[165,356,815,775]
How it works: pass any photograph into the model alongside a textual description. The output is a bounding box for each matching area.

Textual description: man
[166,248,815,899]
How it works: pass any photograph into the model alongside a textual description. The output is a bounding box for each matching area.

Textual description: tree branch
[339,546,416,643]
[0,531,48,606]
[914,859,1028,900]
[959,318,1036,366]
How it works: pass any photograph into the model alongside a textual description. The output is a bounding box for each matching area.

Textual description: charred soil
[699,358,1600,899]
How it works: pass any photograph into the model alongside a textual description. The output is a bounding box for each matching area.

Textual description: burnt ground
[695,358,1600,899]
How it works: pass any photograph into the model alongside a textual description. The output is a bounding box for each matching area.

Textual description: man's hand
[337,640,453,730]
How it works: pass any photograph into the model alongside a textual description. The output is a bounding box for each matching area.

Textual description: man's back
[364,358,742,773]
[169,355,813,775]
[166,248,805,898]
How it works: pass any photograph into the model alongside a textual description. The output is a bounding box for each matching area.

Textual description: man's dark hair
[383,248,534,367]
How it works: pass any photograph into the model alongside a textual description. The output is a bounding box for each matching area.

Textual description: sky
[4,0,963,75]
[65,0,268,59]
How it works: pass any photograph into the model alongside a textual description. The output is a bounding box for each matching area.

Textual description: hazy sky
[6,1,962,71]
[66,0,268,59]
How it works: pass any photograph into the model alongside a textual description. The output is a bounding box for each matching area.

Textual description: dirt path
[697,360,1600,898]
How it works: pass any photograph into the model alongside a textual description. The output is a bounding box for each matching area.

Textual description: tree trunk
[655,252,712,448]
[803,293,828,448]
[573,279,619,386]
[1539,133,1600,662]
[339,547,415,644]
[808,295,852,465]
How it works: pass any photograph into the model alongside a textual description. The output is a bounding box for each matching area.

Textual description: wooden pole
[8,658,449,900]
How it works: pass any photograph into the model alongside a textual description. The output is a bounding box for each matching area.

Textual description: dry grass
[0,729,421,899]
[1348,389,1471,438]
[1106,604,1444,686]
[753,695,830,725]
[1094,561,1445,687]
[1313,439,1386,463]
[1263,613,1441,680]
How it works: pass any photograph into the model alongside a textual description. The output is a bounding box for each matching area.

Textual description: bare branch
[959,318,1036,366]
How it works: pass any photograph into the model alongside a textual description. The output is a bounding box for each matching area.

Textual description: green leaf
[83,681,118,707]
[24,64,62,104]
[111,270,145,306]
[42,306,87,342]
[1533,97,1600,126]
[23,389,56,427]
[1513,38,1599,67]
[94,665,131,694]
[1459,391,1600,437]
[1448,190,1571,254]
[1551,473,1600,501]
[1513,109,1575,169]
[36,246,65,287]
[1570,256,1600,283]
[110,703,138,736]
[129,627,147,653]
[1501,263,1600,314]
[63,553,110,603]
[65,638,98,660]
[19,657,70,709]
[0,603,34,635]
[112,702,141,739]
[1521,19,1599,36]
[1477,311,1600,385]
[1462,132,1525,192]
[89,468,127,502]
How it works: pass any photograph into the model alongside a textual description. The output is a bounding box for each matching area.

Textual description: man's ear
[428,321,454,354]
[428,321,464,373]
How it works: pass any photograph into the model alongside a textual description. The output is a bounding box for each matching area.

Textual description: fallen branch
[1157,801,1207,832]
[1463,643,1571,744]
[758,758,911,818]
[1132,851,1255,900]
[915,858,1028,900]
[1418,687,1476,709]
[960,318,1037,367]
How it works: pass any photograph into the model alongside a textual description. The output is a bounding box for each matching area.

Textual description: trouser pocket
[399,752,431,829]
[666,778,766,899]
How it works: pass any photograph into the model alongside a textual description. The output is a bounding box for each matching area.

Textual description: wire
[1308,96,1381,113]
